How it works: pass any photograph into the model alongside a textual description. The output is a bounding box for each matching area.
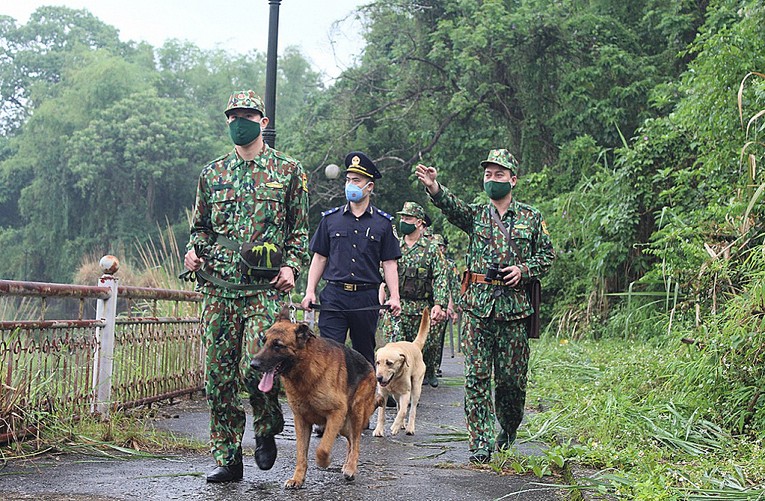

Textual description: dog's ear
[294,323,315,346]
[399,352,408,367]
[276,305,291,322]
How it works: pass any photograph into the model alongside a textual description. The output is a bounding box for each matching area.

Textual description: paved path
[0,351,569,501]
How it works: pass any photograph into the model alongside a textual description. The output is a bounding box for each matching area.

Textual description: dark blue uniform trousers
[318,284,380,365]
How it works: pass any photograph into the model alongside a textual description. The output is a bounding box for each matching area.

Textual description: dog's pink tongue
[258,370,276,393]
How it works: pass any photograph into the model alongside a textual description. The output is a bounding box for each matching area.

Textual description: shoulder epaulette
[375,208,394,221]
[213,152,229,163]
[271,148,300,167]
[321,205,343,217]
[201,152,232,174]
[515,201,539,215]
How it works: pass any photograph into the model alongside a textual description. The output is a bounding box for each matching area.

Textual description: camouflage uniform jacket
[188,145,310,298]
[397,235,449,316]
[430,185,555,321]
[441,255,461,306]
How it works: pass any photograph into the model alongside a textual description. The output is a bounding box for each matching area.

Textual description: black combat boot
[254,435,277,470]
[495,429,516,451]
[468,448,491,464]
[206,462,243,483]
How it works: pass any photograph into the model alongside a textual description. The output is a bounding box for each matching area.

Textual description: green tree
[296,0,702,256]
[0,6,134,133]
[9,50,155,280]
[65,90,214,243]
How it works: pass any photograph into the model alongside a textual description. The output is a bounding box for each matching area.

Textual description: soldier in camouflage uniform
[184,90,310,482]
[429,234,461,377]
[416,149,555,464]
[382,202,448,387]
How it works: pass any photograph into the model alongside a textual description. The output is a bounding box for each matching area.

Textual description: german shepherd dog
[250,310,381,489]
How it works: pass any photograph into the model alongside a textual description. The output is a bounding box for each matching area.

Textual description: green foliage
[8,50,198,280]
[0,6,134,133]
[66,90,213,240]
[667,245,765,436]
[0,8,322,282]
[528,337,765,499]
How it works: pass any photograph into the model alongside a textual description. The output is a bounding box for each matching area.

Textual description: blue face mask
[345,181,371,202]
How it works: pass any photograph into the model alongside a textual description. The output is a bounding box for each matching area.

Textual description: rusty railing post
[91,256,120,417]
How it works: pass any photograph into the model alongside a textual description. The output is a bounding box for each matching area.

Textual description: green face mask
[484,181,512,200]
[228,117,261,146]
[399,221,417,235]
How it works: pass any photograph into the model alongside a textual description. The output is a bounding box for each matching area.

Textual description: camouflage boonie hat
[480,148,519,175]
[397,201,426,221]
[224,90,265,117]
[431,234,446,247]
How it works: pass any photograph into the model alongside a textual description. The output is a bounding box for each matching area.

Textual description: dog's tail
[413,306,431,351]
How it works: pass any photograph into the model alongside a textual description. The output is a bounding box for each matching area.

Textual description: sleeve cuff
[428,183,445,204]
[520,264,531,282]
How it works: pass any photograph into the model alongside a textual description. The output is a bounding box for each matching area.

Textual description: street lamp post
[263,0,281,148]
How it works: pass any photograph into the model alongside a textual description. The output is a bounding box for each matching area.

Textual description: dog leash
[288,297,298,323]
[308,302,391,312]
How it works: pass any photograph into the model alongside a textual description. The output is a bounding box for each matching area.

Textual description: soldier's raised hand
[415,164,440,196]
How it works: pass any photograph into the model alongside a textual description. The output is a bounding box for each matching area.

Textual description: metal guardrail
[0,257,204,443]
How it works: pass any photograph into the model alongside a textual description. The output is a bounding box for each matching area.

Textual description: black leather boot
[255,436,277,470]
[206,462,243,483]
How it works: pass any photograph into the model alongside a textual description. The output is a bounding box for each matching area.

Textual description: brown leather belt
[468,272,505,286]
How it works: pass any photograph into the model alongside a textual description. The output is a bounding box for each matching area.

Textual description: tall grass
[133,220,187,291]
[526,335,765,499]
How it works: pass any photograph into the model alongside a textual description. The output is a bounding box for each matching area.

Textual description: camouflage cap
[431,234,446,247]
[480,148,519,175]
[397,201,425,220]
[224,90,265,117]
[397,201,431,226]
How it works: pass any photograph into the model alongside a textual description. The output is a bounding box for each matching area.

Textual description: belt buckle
[343,283,356,292]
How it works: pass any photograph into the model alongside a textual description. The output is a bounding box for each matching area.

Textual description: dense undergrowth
[523,250,765,500]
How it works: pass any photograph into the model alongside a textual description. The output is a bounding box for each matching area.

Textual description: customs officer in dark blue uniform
[301,152,402,364]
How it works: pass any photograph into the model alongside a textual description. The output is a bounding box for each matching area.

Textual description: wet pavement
[0,352,569,501]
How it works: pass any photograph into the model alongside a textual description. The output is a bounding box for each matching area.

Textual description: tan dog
[250,310,381,489]
[373,307,430,437]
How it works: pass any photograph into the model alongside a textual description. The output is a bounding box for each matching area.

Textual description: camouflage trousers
[430,316,449,371]
[388,311,442,378]
[462,313,529,453]
[201,292,285,466]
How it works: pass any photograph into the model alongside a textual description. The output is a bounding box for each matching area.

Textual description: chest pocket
[361,230,382,255]
[243,184,287,238]
[510,227,534,260]
[469,220,494,269]
[329,230,348,249]
[210,187,237,232]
